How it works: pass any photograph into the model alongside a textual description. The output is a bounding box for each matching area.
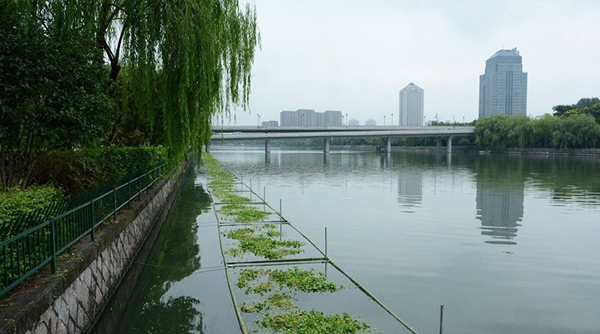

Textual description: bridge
[210,125,475,153]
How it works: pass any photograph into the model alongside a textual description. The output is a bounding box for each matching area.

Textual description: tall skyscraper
[399,83,424,126]
[479,48,528,117]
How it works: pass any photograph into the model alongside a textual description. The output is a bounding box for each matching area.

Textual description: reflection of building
[399,83,424,126]
[397,170,423,210]
[279,109,343,126]
[479,48,528,117]
[476,183,524,244]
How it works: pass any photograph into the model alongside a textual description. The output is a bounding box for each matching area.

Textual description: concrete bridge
[210,125,475,153]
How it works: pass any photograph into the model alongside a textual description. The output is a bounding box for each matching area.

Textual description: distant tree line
[474,98,600,150]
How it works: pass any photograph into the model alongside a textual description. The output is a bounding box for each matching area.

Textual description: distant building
[479,48,528,117]
[324,110,342,126]
[348,118,360,126]
[280,109,342,126]
[280,110,297,126]
[261,120,278,127]
[399,83,424,126]
[364,119,376,126]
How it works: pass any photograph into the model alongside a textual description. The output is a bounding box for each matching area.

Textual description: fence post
[113,187,117,221]
[50,219,57,274]
[90,199,96,241]
[439,304,444,334]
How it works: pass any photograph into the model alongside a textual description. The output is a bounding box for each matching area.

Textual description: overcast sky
[227,0,600,126]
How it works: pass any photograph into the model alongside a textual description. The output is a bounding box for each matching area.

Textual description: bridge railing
[0,162,166,298]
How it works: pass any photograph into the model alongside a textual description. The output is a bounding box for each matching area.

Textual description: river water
[97,147,600,334]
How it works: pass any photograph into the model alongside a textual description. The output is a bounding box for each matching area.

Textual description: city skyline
[225,0,600,126]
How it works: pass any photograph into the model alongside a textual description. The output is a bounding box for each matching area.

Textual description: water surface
[211,147,600,334]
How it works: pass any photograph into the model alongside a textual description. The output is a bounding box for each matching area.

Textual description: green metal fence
[0,162,167,298]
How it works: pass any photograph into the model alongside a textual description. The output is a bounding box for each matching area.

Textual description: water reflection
[476,185,523,244]
[93,169,212,334]
[474,156,525,245]
[397,170,423,212]
[524,155,600,207]
[134,296,203,333]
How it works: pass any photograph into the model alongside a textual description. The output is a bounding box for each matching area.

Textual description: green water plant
[217,192,251,203]
[225,226,304,260]
[240,292,296,313]
[220,204,270,222]
[260,309,371,334]
[237,267,341,295]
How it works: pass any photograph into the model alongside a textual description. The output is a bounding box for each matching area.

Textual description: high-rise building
[399,83,424,126]
[479,48,528,117]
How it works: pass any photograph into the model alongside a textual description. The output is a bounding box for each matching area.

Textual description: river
[96,147,600,334]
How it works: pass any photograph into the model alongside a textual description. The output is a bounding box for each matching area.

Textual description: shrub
[32,146,168,195]
[0,185,63,226]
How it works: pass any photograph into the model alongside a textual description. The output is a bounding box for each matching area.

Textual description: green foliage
[1,0,259,188]
[552,114,600,149]
[553,98,600,121]
[507,115,531,148]
[529,114,559,148]
[260,309,371,334]
[474,114,510,150]
[475,111,600,150]
[92,0,260,159]
[0,1,113,189]
[32,146,167,195]
[0,185,63,226]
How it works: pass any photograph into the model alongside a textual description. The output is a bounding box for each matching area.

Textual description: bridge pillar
[265,139,271,153]
[447,136,453,153]
[436,137,442,151]
[323,138,330,153]
[386,137,391,153]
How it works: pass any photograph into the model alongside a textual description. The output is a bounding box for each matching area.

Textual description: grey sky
[228,0,600,125]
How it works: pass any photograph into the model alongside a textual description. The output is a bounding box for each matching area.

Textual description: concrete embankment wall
[0,162,190,334]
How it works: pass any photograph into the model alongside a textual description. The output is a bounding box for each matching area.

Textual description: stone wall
[0,163,188,334]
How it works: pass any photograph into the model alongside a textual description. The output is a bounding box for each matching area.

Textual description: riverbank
[0,163,188,334]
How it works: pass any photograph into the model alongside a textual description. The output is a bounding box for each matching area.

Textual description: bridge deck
[211,126,474,140]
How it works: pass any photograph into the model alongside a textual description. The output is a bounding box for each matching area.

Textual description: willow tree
[20,0,259,160]
[108,0,258,158]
